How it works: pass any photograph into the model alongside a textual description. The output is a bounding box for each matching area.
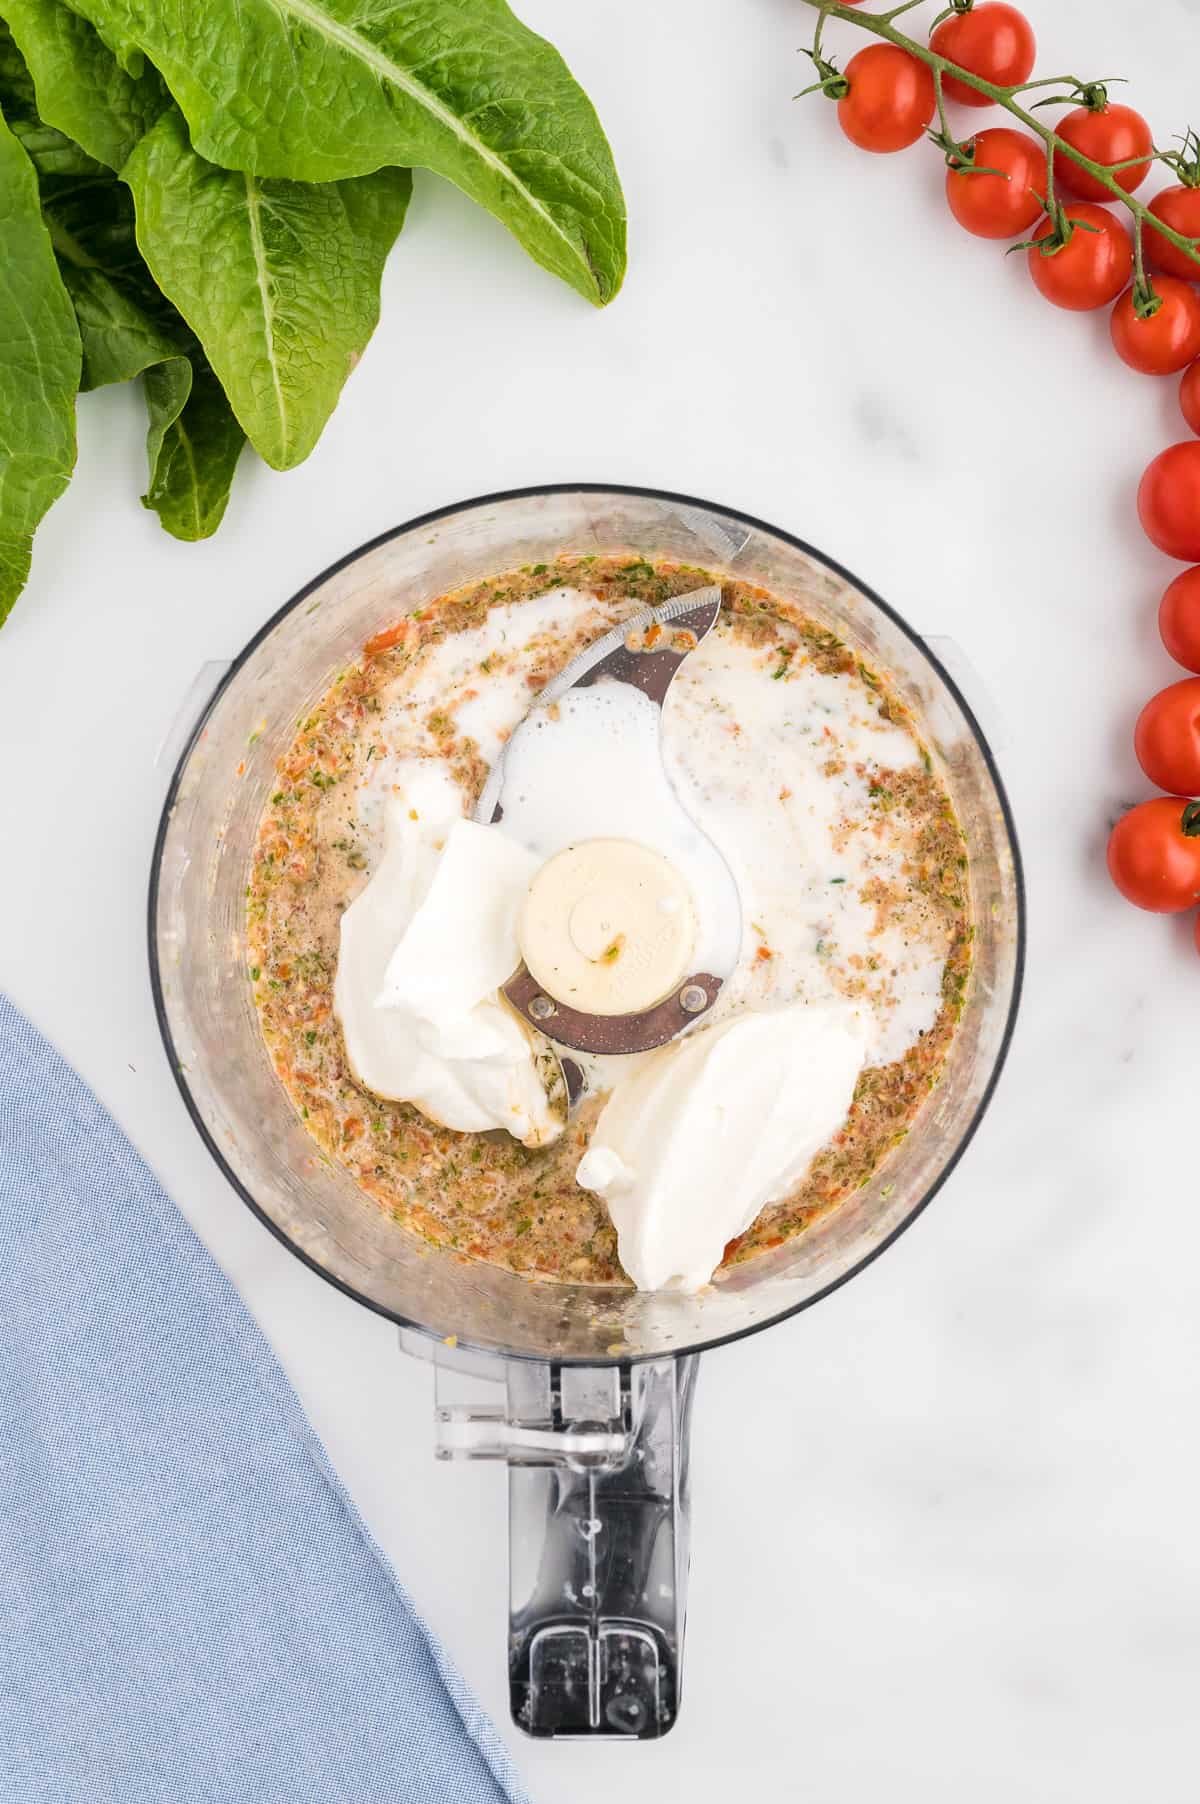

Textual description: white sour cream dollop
[575,1006,867,1290]
[334,763,561,1147]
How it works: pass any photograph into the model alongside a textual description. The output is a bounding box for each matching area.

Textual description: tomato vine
[798,1,1200,935]
[797,0,1200,297]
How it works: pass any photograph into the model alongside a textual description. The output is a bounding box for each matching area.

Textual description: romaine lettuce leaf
[3,0,165,168]
[63,0,625,304]
[0,100,81,622]
[123,106,411,470]
[0,48,244,542]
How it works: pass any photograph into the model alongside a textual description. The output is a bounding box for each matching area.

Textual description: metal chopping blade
[473,585,742,1070]
[474,586,726,827]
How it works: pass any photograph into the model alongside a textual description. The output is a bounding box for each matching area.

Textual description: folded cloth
[0,995,529,1804]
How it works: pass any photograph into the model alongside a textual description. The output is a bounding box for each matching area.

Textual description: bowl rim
[148,480,1027,1366]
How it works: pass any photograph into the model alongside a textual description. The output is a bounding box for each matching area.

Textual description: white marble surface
[4,1,1200,1797]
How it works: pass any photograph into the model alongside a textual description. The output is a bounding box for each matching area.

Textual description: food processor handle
[424,1344,699,1739]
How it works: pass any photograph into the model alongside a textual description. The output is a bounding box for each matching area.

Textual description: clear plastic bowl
[150,484,1025,1367]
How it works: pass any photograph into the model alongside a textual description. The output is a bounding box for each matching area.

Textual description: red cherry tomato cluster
[818,1,1200,944]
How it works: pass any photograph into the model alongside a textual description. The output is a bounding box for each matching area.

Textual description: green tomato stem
[933,65,952,147]
[1131,217,1158,316]
[798,0,1200,273]
[1010,75,1103,97]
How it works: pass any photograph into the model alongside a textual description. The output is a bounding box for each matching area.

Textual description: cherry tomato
[1135,678,1200,794]
[1108,797,1200,912]
[1159,568,1200,673]
[1026,204,1132,311]
[1139,443,1200,561]
[929,4,1036,107]
[1111,278,1200,376]
[836,45,936,154]
[1181,360,1200,436]
[946,128,1047,239]
[1147,185,1200,283]
[1054,102,1153,203]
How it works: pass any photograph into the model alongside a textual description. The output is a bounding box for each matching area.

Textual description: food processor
[149,485,1024,1740]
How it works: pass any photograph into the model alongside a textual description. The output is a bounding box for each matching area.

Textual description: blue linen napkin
[0,994,530,1804]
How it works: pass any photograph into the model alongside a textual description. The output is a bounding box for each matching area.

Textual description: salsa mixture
[247,556,972,1285]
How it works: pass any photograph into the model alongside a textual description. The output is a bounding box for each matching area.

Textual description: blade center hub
[520,839,696,1017]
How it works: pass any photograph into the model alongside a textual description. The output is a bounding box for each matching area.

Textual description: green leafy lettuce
[2,0,165,167]
[0,98,80,622]
[124,107,411,470]
[0,21,244,539]
[142,358,247,541]
[60,0,626,305]
[0,0,624,623]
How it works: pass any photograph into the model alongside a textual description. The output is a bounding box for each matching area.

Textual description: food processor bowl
[150,485,1024,1738]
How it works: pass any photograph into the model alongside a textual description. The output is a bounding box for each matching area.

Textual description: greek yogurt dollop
[334,762,562,1148]
[575,1006,866,1290]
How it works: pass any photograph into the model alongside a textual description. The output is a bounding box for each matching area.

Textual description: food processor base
[402,1331,697,1738]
